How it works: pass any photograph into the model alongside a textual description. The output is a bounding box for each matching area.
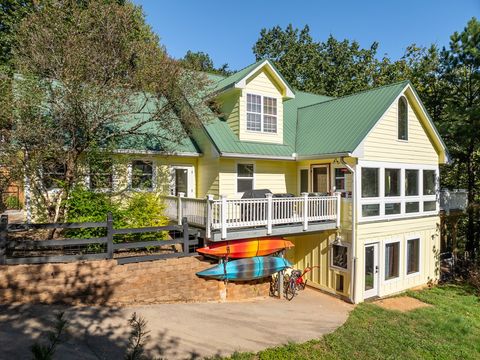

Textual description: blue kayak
[196,256,292,281]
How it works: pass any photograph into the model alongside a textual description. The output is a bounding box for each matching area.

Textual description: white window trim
[236,162,255,195]
[405,235,422,278]
[128,159,156,192]
[246,92,278,134]
[169,165,196,198]
[329,239,350,272]
[383,237,402,284]
[333,166,348,193]
[357,160,439,222]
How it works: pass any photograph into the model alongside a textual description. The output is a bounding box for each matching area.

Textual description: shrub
[4,195,22,210]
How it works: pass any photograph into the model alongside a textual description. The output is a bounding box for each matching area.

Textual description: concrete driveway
[0,289,353,359]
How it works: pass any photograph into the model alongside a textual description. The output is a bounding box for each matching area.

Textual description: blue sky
[133,0,479,71]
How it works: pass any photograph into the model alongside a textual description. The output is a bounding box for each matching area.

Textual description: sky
[132,0,480,71]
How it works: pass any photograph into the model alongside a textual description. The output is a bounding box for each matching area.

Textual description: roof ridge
[297,80,410,111]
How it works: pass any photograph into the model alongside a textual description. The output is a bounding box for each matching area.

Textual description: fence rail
[0,213,199,265]
[164,192,341,240]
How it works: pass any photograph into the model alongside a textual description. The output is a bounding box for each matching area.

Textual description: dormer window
[246,93,277,133]
[398,96,408,140]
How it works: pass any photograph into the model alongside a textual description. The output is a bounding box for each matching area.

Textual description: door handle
[375,266,379,274]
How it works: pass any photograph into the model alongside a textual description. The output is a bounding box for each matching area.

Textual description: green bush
[4,195,22,210]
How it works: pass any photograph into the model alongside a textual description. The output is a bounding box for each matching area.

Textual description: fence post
[205,194,213,240]
[0,215,8,265]
[220,195,227,240]
[177,192,185,225]
[302,192,309,231]
[335,192,342,228]
[266,193,273,235]
[182,217,189,255]
[106,212,114,259]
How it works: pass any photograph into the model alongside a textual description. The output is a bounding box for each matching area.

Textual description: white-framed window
[298,168,309,194]
[246,93,277,133]
[385,240,400,281]
[334,168,347,192]
[330,243,349,271]
[236,163,254,193]
[406,237,420,275]
[398,96,408,141]
[42,162,66,190]
[131,160,154,190]
[358,161,439,221]
[89,160,113,190]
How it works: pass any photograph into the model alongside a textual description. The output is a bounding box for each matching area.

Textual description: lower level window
[385,242,400,280]
[407,238,420,274]
[131,160,153,190]
[362,204,379,217]
[406,202,419,213]
[331,244,348,270]
[385,203,401,215]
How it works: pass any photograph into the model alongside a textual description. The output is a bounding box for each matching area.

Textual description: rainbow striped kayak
[196,256,292,281]
[197,237,294,259]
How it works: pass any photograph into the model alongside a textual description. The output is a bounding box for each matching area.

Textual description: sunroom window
[423,170,436,195]
[385,168,400,197]
[361,168,379,198]
[246,93,277,133]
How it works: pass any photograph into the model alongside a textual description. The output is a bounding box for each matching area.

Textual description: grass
[219,284,480,360]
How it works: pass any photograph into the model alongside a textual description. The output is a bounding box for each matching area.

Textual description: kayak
[196,256,292,281]
[197,237,294,258]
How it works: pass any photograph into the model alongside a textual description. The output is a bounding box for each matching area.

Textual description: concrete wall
[0,257,269,305]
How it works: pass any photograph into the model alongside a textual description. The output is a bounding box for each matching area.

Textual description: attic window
[398,96,408,140]
[246,93,277,133]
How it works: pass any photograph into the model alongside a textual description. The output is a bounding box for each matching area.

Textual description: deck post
[302,192,309,231]
[106,212,114,259]
[205,194,214,240]
[335,192,342,228]
[182,217,189,255]
[177,192,185,226]
[0,215,8,265]
[220,195,227,240]
[266,193,273,235]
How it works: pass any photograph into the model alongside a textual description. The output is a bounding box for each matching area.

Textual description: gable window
[246,93,277,133]
[398,96,408,140]
[406,238,420,275]
[385,241,400,280]
[237,163,254,192]
[131,160,153,190]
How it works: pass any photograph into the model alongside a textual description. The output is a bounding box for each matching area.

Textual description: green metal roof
[296,81,409,156]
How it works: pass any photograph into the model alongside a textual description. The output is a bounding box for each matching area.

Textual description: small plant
[125,312,150,360]
[31,311,68,360]
[4,195,22,209]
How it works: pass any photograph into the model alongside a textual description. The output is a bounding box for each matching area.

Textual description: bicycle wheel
[285,278,296,301]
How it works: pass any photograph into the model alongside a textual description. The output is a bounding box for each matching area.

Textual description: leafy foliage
[181,50,233,76]
[4,194,22,209]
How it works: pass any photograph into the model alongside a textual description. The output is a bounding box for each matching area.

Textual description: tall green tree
[181,50,232,76]
[440,17,480,257]
[0,0,210,223]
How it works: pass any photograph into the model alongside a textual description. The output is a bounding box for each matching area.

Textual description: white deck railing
[163,192,341,240]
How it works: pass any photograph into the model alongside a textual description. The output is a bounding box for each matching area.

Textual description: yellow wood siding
[218,158,296,197]
[354,216,440,302]
[287,230,352,299]
[218,91,240,136]
[361,92,439,165]
[239,69,284,144]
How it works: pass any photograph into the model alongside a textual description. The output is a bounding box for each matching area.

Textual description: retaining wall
[0,256,270,305]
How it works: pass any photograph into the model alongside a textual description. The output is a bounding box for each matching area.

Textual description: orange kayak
[197,237,294,258]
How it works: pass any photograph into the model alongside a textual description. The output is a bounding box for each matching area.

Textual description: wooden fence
[0,213,200,266]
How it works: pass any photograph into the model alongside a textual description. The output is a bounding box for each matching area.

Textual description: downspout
[340,157,357,304]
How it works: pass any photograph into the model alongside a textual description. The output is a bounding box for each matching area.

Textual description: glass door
[170,166,195,197]
[364,243,379,298]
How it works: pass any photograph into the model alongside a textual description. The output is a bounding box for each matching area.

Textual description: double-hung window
[385,241,400,280]
[131,160,153,190]
[246,93,277,133]
[237,164,254,192]
[406,238,420,275]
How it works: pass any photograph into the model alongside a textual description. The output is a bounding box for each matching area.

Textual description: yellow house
[39,59,448,304]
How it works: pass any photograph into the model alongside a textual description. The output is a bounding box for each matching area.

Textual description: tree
[0,0,211,223]
[440,17,480,257]
[181,50,232,76]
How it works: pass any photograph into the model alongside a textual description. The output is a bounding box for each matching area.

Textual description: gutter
[340,157,357,304]
[219,151,353,161]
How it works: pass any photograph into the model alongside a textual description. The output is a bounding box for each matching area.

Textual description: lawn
[222,284,480,360]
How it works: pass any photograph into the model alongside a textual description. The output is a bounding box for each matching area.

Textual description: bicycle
[284,266,320,300]
[269,271,290,298]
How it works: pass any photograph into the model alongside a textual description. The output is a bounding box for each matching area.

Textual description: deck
[163,193,341,241]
